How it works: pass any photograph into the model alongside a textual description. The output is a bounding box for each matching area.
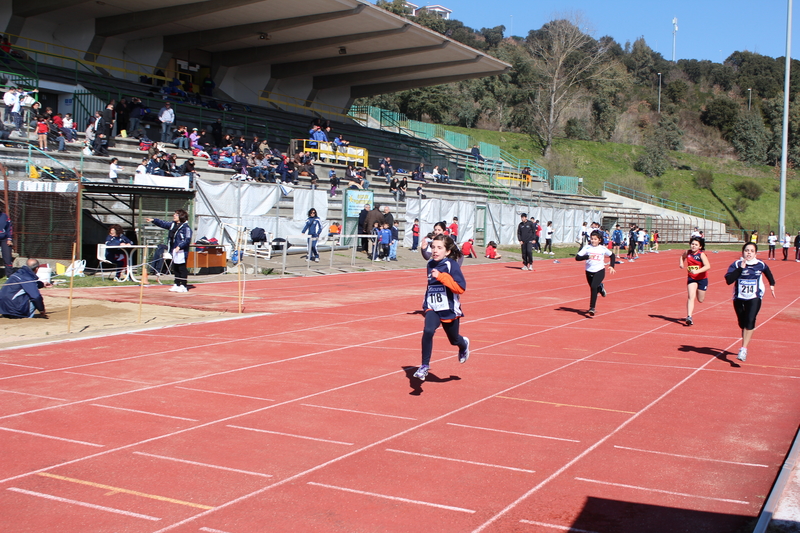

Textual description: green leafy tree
[700,97,739,135]
[633,137,668,177]
[624,37,655,84]
[655,115,684,151]
[480,25,506,49]
[397,86,453,123]
[729,113,769,164]
[664,80,688,104]
[565,118,590,140]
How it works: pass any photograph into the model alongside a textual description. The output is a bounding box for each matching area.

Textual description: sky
[387,0,798,63]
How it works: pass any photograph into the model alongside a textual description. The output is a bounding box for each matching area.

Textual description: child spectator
[329,170,340,197]
[485,241,502,259]
[378,222,392,261]
[448,217,459,241]
[36,116,48,150]
[461,239,477,258]
[328,221,341,240]
[411,218,420,251]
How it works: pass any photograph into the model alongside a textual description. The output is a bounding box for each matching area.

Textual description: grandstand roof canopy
[13,0,511,99]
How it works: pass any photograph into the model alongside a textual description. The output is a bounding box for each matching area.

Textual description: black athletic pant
[544,239,552,253]
[1,241,12,276]
[173,262,189,287]
[585,269,606,309]
[733,298,761,330]
[520,242,533,266]
[783,247,789,260]
[421,311,466,366]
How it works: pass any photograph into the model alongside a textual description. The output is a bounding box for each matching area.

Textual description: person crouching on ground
[0,258,49,318]
[146,209,192,293]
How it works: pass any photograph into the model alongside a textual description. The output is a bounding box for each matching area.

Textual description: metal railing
[603,182,727,223]
[550,175,580,195]
[0,141,85,181]
[291,139,368,167]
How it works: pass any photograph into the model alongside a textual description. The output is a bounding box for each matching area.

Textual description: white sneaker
[737,347,747,362]
[177,285,188,293]
[521,265,528,271]
[168,285,180,292]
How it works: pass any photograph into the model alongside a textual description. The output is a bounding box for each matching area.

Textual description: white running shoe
[737,347,747,362]
[458,337,470,364]
[169,285,180,292]
[413,365,430,381]
[177,285,188,293]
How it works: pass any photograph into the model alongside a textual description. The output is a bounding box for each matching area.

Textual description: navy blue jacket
[151,219,192,253]
[0,266,45,317]
[0,213,12,240]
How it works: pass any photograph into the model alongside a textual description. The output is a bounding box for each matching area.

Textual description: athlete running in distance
[414,234,470,381]
[679,236,710,326]
[724,242,775,362]
[575,229,616,316]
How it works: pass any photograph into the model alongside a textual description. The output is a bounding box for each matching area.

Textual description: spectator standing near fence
[411,219,420,251]
[448,217,459,242]
[413,234,469,381]
[544,221,554,254]
[358,204,370,253]
[767,231,778,260]
[518,213,536,271]
[782,232,792,260]
[146,210,191,293]
[158,102,174,143]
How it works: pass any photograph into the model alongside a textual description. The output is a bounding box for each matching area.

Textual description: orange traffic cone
[140,266,150,285]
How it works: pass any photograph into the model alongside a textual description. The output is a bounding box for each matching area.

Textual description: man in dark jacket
[364,205,386,257]
[0,258,48,318]
[0,208,12,277]
[358,203,371,253]
[517,213,536,271]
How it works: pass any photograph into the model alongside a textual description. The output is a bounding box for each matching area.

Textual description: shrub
[734,179,764,200]
[694,169,714,189]
[565,118,591,140]
[734,197,749,212]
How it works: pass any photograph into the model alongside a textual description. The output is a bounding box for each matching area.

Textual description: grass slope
[444,125,800,233]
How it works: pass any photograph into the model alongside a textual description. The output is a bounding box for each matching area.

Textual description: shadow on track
[649,314,686,325]
[402,366,461,396]
[678,345,741,367]
[556,306,591,317]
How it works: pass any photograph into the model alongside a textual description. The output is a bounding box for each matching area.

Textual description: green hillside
[445,125,800,233]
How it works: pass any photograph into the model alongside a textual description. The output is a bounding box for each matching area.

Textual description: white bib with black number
[737,278,757,300]
[426,285,449,312]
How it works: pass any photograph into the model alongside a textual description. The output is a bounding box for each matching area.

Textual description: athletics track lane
[0,250,798,532]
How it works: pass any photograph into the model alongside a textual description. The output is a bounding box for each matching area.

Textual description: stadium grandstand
[0,0,736,273]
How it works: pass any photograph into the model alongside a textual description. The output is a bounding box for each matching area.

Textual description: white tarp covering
[293,189,329,222]
[133,174,190,189]
[195,179,281,246]
[404,198,477,247]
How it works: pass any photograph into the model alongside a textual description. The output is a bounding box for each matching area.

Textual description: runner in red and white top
[679,236,710,326]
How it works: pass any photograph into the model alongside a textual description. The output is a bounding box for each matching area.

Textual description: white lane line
[301,403,416,420]
[519,520,599,532]
[447,423,580,443]
[175,386,275,402]
[574,477,750,505]
[64,371,153,384]
[386,449,535,473]
[0,426,103,447]
[226,425,353,446]
[613,445,770,468]
[90,404,198,422]
[0,362,43,369]
[6,487,160,520]
[199,528,232,533]
[0,388,67,401]
[306,481,475,514]
[133,452,272,478]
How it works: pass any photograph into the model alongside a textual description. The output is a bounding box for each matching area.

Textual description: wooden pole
[138,267,145,324]
[67,242,76,334]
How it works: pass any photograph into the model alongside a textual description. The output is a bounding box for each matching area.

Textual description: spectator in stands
[135,158,147,174]
[211,118,223,147]
[61,113,77,141]
[0,258,49,318]
[35,116,48,151]
[115,98,129,136]
[329,170,340,197]
[9,87,37,134]
[202,75,215,96]
[398,175,408,198]
[145,153,164,175]
[178,158,198,187]
[235,135,248,152]
[471,145,485,162]
[102,102,115,147]
[232,148,248,175]
[432,166,441,182]
[390,176,403,201]
[416,184,426,199]
[3,86,16,123]
[173,125,189,151]
[334,134,349,148]
[258,138,271,154]
[412,162,428,183]
[0,119,11,141]
[109,158,123,183]
[439,166,450,184]
[158,102,175,143]
[377,157,393,181]
[220,134,234,150]
[93,133,109,157]
[198,128,214,151]
[127,97,143,136]
[189,128,200,150]
[248,136,262,154]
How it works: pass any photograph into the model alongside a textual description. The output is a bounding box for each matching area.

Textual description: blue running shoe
[414,365,430,381]
[458,337,470,364]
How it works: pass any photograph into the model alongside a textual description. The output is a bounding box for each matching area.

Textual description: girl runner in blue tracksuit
[576,230,616,316]
[724,242,776,362]
[414,234,470,381]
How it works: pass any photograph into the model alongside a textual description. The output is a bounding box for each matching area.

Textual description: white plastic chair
[96,244,115,278]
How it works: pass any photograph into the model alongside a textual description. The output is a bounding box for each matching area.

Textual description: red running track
[1,249,799,533]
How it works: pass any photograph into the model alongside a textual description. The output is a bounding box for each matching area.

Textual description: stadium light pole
[779,0,792,238]
[672,18,678,62]
[657,73,662,113]
[747,88,752,110]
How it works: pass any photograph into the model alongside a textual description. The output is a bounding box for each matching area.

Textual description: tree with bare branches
[522,15,612,156]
